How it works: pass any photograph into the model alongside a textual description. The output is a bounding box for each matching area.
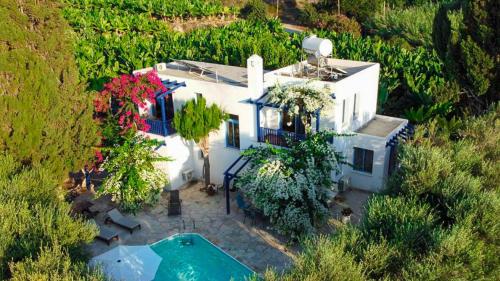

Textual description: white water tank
[302,35,333,57]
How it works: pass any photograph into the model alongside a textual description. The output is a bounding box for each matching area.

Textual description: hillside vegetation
[0,0,101,279]
[262,107,499,280]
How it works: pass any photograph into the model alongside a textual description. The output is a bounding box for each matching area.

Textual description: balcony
[258,127,306,147]
[144,119,176,137]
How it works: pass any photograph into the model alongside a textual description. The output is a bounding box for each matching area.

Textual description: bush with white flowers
[98,134,171,213]
[267,81,333,132]
[235,131,345,239]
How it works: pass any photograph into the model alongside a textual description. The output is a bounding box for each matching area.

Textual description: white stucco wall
[319,63,380,133]
[337,115,408,192]
[150,74,258,188]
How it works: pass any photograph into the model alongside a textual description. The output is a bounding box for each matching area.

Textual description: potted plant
[206,184,217,196]
[341,207,353,224]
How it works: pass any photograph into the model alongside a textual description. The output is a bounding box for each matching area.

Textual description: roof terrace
[268,58,376,83]
[155,60,250,87]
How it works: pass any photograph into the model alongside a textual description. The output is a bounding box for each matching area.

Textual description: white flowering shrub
[268,81,333,131]
[98,134,170,213]
[236,131,345,238]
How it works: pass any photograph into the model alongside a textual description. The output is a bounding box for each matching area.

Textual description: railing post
[316,110,320,133]
[158,96,168,136]
[256,104,262,142]
[224,175,231,215]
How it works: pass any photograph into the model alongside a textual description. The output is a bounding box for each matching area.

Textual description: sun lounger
[168,190,182,216]
[105,209,141,233]
[91,219,119,245]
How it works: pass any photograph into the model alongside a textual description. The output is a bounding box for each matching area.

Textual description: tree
[0,0,98,180]
[173,97,227,187]
[97,134,170,213]
[433,0,498,112]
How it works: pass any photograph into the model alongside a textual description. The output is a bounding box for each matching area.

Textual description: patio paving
[81,182,372,274]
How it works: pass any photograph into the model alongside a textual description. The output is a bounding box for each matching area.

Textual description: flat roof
[137,57,376,87]
[356,116,406,138]
[156,60,249,87]
[269,58,376,82]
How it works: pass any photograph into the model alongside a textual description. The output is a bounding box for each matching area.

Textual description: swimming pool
[150,233,255,281]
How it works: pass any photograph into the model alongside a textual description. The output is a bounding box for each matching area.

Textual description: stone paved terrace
[82,182,372,274]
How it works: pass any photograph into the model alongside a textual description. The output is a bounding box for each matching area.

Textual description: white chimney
[247,54,264,100]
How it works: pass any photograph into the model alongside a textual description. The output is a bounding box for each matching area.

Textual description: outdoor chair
[91,219,119,245]
[168,190,182,216]
[105,209,141,233]
[236,193,256,224]
[71,199,98,219]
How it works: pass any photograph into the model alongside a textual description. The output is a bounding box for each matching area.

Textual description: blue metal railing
[144,119,176,136]
[258,127,306,147]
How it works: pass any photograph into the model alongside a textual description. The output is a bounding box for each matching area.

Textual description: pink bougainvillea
[94,71,166,134]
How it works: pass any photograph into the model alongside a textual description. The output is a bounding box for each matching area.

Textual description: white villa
[134,36,411,211]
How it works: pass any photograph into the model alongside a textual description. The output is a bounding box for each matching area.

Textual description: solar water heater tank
[302,35,333,58]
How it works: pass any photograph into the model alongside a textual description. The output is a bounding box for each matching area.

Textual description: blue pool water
[150,233,255,281]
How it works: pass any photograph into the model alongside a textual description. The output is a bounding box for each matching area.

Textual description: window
[353,94,359,119]
[353,147,374,173]
[342,99,346,124]
[226,114,240,148]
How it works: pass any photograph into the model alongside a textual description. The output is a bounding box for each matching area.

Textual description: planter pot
[342,215,351,224]
[341,207,353,224]
[206,184,217,196]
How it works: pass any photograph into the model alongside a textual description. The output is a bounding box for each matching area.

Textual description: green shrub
[265,109,499,280]
[324,15,362,37]
[267,236,366,281]
[299,3,321,26]
[318,0,383,22]
[359,239,402,279]
[236,132,345,238]
[0,155,98,279]
[361,196,439,256]
[240,0,268,21]
[366,3,440,48]
[9,244,104,281]
[300,5,361,36]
